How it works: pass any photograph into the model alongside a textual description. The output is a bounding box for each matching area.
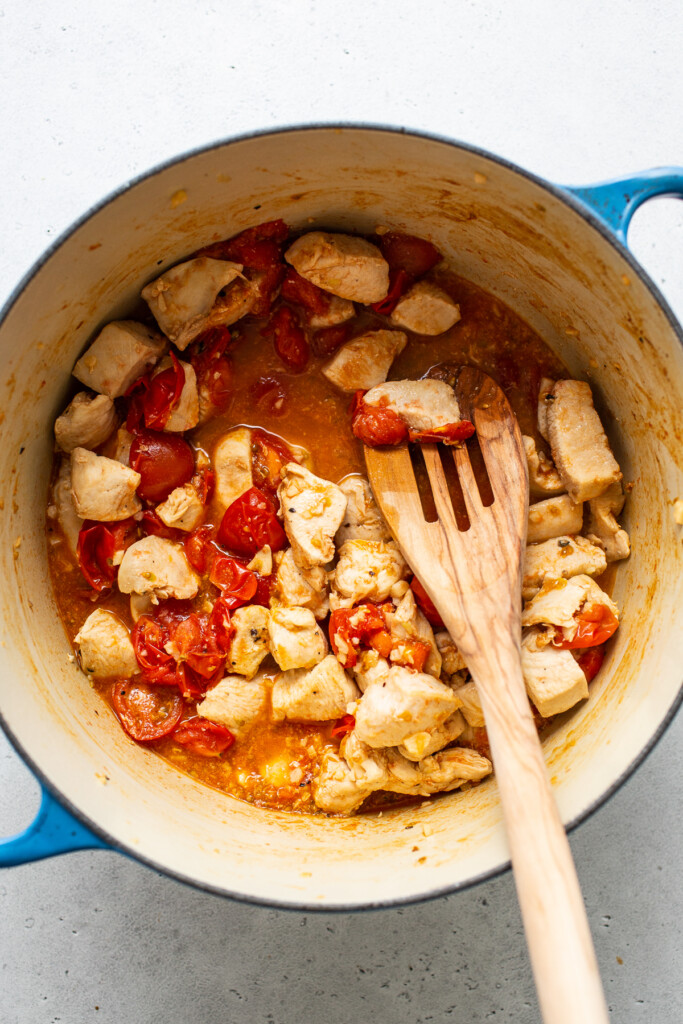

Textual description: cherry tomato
[131,616,177,686]
[250,375,289,417]
[262,305,309,372]
[410,421,475,444]
[208,596,235,651]
[126,351,185,432]
[556,604,619,650]
[130,430,195,503]
[189,326,233,413]
[280,268,331,315]
[371,268,411,315]
[330,714,355,738]
[76,518,137,591]
[217,486,286,557]
[111,680,183,743]
[309,323,351,358]
[251,430,294,493]
[209,555,258,608]
[379,232,441,277]
[191,465,215,505]
[173,718,235,757]
[410,577,445,629]
[329,604,388,668]
[393,638,432,672]
[171,613,226,678]
[184,525,217,574]
[577,645,606,682]
[140,509,184,541]
[196,219,289,269]
[350,392,408,447]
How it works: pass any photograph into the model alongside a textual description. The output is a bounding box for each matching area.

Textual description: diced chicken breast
[435,631,467,677]
[129,593,154,623]
[70,447,141,521]
[527,494,584,544]
[545,380,622,503]
[73,320,166,399]
[537,377,556,441]
[267,606,328,671]
[352,650,391,693]
[271,655,360,722]
[398,709,466,761]
[452,681,485,728]
[521,628,589,717]
[118,536,200,600]
[273,547,329,619]
[523,535,607,598]
[47,459,83,556]
[364,379,463,433]
[389,281,461,335]
[307,295,355,328]
[522,574,619,641]
[384,588,441,678]
[332,539,407,606]
[247,545,273,576]
[312,749,372,814]
[156,484,204,532]
[227,605,270,679]
[321,330,407,392]
[54,392,117,453]
[587,481,630,562]
[285,232,390,303]
[152,357,199,432]
[74,609,137,680]
[335,475,392,545]
[141,257,246,349]
[523,435,565,498]
[214,427,253,510]
[354,665,459,748]
[278,463,347,568]
[113,427,134,466]
[197,672,269,739]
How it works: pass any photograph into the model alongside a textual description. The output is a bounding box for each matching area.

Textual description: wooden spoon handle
[461,637,609,1024]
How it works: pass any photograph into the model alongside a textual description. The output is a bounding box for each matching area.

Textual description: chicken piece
[321,330,407,392]
[227,605,270,679]
[331,539,407,606]
[47,459,83,556]
[545,380,622,503]
[354,665,459,748]
[352,649,391,692]
[214,427,253,510]
[141,257,247,349]
[389,280,461,335]
[435,631,467,677]
[527,494,584,544]
[113,427,134,466]
[129,593,154,623]
[335,475,392,545]
[398,710,466,761]
[74,609,137,680]
[312,749,372,814]
[272,547,329,619]
[278,463,347,568]
[522,574,619,642]
[587,481,630,562]
[118,536,200,601]
[284,231,390,303]
[70,447,141,521]
[155,483,204,532]
[384,588,441,678]
[537,377,556,441]
[152,357,199,432]
[522,535,607,598]
[521,628,589,717]
[364,379,464,433]
[247,545,273,576]
[267,606,328,671]
[197,671,269,739]
[271,655,360,722]
[308,295,355,328]
[54,391,117,453]
[452,681,485,728]
[73,321,166,398]
[523,435,565,498]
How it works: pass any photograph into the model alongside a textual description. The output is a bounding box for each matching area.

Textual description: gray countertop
[1,2,681,1021]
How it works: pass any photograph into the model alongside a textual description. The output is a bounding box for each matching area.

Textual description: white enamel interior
[0,127,681,908]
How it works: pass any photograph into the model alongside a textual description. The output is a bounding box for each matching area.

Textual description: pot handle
[0,784,109,866]
[565,167,683,244]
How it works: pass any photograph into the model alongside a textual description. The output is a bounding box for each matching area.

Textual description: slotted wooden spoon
[364,366,608,1024]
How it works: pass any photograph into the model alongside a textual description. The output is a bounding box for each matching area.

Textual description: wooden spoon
[364,366,608,1024]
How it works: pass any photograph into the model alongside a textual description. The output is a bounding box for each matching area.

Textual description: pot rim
[1,121,681,912]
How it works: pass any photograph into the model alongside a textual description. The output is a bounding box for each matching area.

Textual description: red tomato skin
[111,681,183,743]
[577,645,606,682]
[250,375,289,417]
[189,327,234,413]
[251,429,294,493]
[556,605,619,650]
[329,604,388,668]
[140,510,184,541]
[126,351,185,432]
[371,268,411,315]
[217,486,287,557]
[280,268,331,314]
[77,518,137,591]
[209,555,258,608]
[194,220,289,269]
[410,577,445,629]
[173,718,235,756]
[350,393,409,447]
[184,526,216,574]
[330,714,355,738]
[309,324,351,358]
[409,421,475,445]
[263,305,309,372]
[129,430,195,503]
[379,232,441,277]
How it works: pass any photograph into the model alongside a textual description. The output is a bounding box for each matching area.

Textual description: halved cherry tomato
[208,596,235,651]
[126,351,185,432]
[309,323,351,358]
[210,555,258,608]
[280,268,331,315]
[555,604,619,650]
[577,645,606,682]
[173,718,235,756]
[130,430,195,503]
[140,509,184,541]
[198,219,289,269]
[76,518,137,591]
[251,430,294,493]
[331,714,355,738]
[111,680,183,743]
[394,638,432,672]
[371,268,411,315]
[191,465,215,505]
[217,486,286,557]
[379,232,441,278]
[329,604,388,668]
[188,326,233,413]
[350,392,408,447]
[410,577,445,629]
[410,421,475,444]
[250,375,289,417]
[131,616,177,686]
[184,525,216,574]
[171,613,226,679]
[262,305,309,372]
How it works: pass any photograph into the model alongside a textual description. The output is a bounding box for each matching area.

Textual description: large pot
[0,126,681,909]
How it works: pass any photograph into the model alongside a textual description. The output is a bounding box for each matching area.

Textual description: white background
[0,2,681,1021]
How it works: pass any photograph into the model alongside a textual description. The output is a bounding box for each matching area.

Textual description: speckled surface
[1,2,682,1021]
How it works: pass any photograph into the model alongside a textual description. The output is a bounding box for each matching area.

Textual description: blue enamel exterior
[1,157,681,869]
